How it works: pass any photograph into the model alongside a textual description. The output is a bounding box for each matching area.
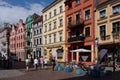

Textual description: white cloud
[0,0,44,26]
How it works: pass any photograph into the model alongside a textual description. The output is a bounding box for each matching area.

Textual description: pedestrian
[34,58,38,70]
[51,57,56,71]
[44,57,48,70]
[25,58,30,72]
[40,56,44,69]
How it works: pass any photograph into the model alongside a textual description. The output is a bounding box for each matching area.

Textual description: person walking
[44,57,48,70]
[25,58,30,72]
[40,56,44,69]
[51,57,56,71]
[34,58,38,70]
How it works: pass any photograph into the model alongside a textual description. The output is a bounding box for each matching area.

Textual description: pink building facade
[10,19,26,61]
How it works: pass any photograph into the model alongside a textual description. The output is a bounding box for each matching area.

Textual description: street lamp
[95,38,99,63]
[7,28,10,69]
[111,30,117,72]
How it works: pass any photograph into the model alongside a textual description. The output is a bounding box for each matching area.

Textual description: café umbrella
[70,48,91,53]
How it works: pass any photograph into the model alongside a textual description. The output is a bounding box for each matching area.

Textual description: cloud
[0,0,44,26]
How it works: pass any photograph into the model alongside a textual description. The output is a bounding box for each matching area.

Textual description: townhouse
[42,0,66,62]
[32,15,43,58]
[95,0,120,63]
[65,0,95,64]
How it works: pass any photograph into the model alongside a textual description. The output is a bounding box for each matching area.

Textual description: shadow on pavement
[59,70,120,80]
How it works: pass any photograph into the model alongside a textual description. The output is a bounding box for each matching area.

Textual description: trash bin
[76,69,83,75]
[57,64,62,71]
[65,67,72,73]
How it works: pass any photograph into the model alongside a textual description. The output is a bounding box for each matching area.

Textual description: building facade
[25,15,33,59]
[32,15,43,58]
[65,0,95,64]
[10,19,26,61]
[42,0,66,62]
[25,13,39,59]
[10,24,17,59]
[95,0,120,62]
[0,23,11,60]
[0,27,8,59]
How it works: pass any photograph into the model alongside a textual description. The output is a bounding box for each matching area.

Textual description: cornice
[42,0,64,13]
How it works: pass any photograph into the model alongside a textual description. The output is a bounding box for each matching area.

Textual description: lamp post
[7,28,10,69]
[111,31,116,72]
[95,38,99,63]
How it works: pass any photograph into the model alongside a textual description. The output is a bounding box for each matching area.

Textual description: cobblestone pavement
[1,62,120,80]
[1,67,120,80]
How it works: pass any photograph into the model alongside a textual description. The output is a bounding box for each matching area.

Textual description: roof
[33,16,43,24]
[42,0,62,13]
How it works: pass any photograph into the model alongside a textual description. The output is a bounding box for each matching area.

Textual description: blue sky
[0,0,54,26]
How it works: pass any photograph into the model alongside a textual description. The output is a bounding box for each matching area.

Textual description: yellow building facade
[95,0,120,63]
[42,0,66,62]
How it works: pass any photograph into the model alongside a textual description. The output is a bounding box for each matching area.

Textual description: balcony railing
[68,35,85,42]
[68,19,84,29]
[24,45,32,50]
[25,36,32,41]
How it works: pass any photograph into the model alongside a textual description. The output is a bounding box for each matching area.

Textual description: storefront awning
[70,48,91,53]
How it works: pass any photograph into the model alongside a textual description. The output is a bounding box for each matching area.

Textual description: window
[68,17,72,26]
[49,12,51,18]
[100,25,106,40]
[37,30,39,34]
[37,39,39,45]
[45,36,47,44]
[59,19,63,27]
[112,21,120,33]
[27,41,30,46]
[85,27,90,37]
[53,33,56,43]
[68,3,72,9]
[85,10,90,20]
[54,9,56,16]
[34,39,36,45]
[76,30,80,37]
[34,31,36,35]
[53,21,56,29]
[99,10,106,18]
[59,31,63,42]
[59,6,63,13]
[49,23,51,31]
[76,0,80,5]
[45,15,47,21]
[49,35,51,43]
[40,28,42,34]
[39,38,42,44]
[112,4,120,14]
[45,25,47,32]
[84,0,88,2]
[76,12,80,24]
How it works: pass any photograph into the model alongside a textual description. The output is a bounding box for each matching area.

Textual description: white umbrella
[70,48,91,52]
[52,49,57,60]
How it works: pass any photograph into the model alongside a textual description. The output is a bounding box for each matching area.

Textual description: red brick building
[65,0,95,65]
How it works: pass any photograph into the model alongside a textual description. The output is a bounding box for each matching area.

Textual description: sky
[0,0,53,27]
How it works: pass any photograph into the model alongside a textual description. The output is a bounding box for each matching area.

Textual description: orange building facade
[65,0,95,65]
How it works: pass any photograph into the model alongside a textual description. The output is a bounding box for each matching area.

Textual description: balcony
[68,20,84,29]
[25,36,32,41]
[24,45,32,50]
[68,34,85,42]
